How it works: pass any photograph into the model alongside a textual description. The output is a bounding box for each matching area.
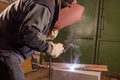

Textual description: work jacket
[0,0,60,58]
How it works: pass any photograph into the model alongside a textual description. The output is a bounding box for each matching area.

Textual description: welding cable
[49,55,52,80]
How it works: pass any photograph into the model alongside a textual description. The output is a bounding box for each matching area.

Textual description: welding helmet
[54,3,84,30]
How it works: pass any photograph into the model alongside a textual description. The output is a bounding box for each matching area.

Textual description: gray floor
[25,69,120,80]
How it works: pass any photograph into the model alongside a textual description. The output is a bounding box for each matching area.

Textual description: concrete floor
[25,69,49,80]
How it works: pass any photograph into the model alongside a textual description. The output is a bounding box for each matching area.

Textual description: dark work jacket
[0,0,60,59]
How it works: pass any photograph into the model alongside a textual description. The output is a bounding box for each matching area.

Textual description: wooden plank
[22,57,32,73]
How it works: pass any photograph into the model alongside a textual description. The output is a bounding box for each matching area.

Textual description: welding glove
[50,42,64,58]
[47,28,59,40]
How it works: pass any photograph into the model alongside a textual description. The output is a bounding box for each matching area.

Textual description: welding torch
[63,42,73,53]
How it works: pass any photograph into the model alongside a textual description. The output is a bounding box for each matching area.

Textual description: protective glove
[47,28,59,40]
[50,42,64,58]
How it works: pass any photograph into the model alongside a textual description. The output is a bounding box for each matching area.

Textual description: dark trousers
[0,50,25,80]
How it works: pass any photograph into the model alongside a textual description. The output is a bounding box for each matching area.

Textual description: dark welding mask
[54,1,84,30]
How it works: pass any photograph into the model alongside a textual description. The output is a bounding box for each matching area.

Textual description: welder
[0,0,77,80]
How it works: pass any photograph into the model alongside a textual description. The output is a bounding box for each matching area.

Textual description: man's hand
[47,28,59,40]
[50,42,64,58]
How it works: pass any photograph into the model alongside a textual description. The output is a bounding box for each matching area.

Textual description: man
[0,0,76,80]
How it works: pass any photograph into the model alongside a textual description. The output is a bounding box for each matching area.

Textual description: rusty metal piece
[0,1,9,13]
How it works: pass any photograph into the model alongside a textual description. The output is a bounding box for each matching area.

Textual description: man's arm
[19,3,53,54]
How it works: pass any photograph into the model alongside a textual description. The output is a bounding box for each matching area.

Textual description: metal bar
[93,0,104,64]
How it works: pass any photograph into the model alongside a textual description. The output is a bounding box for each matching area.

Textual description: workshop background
[51,0,120,73]
[0,0,120,76]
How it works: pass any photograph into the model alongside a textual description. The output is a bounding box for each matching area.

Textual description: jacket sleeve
[18,3,53,54]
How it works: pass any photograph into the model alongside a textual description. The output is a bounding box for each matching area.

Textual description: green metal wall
[98,0,120,72]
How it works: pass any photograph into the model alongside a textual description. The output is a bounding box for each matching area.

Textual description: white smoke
[64,15,97,64]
